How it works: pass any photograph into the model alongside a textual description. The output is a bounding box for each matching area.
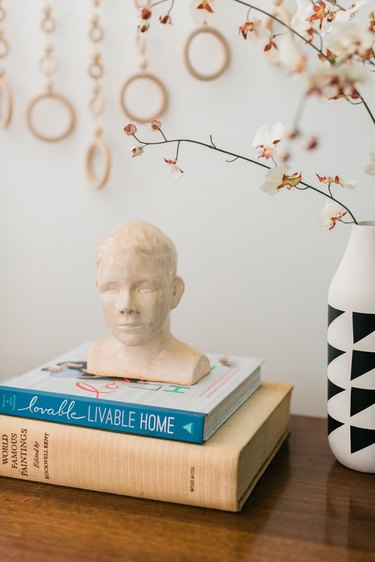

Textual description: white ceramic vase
[328,221,375,472]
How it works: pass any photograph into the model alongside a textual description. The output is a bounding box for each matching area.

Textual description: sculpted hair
[96,221,178,277]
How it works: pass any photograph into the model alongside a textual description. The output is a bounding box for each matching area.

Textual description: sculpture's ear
[171,276,185,309]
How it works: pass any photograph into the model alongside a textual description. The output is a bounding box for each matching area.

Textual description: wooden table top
[0,415,374,562]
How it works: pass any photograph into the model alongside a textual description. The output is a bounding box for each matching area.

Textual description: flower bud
[124,123,137,136]
[159,14,172,25]
[150,118,161,131]
[140,7,152,20]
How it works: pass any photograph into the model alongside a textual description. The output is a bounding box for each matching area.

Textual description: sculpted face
[97,249,183,347]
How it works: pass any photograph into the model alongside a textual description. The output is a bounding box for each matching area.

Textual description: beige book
[0,382,292,512]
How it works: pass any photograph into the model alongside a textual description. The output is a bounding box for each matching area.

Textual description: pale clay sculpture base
[88,337,210,385]
[87,221,211,386]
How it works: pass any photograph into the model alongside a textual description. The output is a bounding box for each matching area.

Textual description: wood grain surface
[0,415,374,562]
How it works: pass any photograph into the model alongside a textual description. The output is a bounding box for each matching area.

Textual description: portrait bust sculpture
[88,221,211,385]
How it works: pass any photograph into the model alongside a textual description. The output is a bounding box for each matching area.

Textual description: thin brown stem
[131,134,358,224]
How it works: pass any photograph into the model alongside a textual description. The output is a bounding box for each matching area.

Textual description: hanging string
[26,1,76,142]
[85,0,111,189]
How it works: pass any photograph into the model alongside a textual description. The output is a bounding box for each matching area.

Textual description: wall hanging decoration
[85,0,111,189]
[119,1,168,123]
[0,0,13,128]
[26,1,76,142]
[184,2,230,81]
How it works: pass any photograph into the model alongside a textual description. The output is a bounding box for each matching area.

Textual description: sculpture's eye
[138,287,153,294]
[100,284,119,295]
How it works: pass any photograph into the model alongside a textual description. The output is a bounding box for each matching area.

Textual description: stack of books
[0,343,292,512]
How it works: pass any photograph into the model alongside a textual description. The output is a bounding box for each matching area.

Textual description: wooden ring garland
[39,52,58,76]
[26,91,76,142]
[119,72,168,123]
[85,133,111,189]
[0,75,13,128]
[183,26,230,81]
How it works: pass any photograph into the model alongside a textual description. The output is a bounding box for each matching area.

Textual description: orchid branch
[130,129,358,225]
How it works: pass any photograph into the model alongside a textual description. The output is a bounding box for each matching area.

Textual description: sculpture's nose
[117,289,139,315]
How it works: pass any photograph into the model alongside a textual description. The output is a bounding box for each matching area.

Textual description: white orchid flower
[291,0,315,35]
[325,20,373,61]
[318,200,348,230]
[131,146,144,157]
[277,34,307,73]
[260,165,302,195]
[340,178,358,191]
[253,123,286,159]
[164,158,183,178]
[239,18,271,48]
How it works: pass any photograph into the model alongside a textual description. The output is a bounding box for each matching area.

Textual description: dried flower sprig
[123,121,359,229]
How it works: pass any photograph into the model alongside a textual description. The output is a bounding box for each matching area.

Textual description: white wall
[1,0,373,417]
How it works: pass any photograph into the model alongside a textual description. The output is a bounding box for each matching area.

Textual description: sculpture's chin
[113,327,148,347]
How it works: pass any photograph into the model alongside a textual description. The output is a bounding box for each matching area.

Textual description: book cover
[0,343,262,443]
[0,382,292,511]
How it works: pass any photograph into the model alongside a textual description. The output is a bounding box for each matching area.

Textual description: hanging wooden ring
[88,59,104,80]
[26,91,76,142]
[0,36,9,59]
[85,135,111,189]
[119,72,168,123]
[39,52,58,76]
[41,14,56,34]
[183,26,230,81]
[89,88,105,118]
[0,76,13,128]
[89,24,104,43]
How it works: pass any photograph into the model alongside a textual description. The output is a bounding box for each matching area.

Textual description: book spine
[0,415,238,511]
[0,386,205,443]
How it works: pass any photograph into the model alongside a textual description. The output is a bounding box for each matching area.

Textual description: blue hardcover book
[0,343,262,443]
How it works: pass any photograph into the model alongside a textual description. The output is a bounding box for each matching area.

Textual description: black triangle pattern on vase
[328,379,345,400]
[328,343,346,366]
[351,350,375,380]
[350,425,375,454]
[327,307,375,462]
[353,312,375,344]
[350,387,375,417]
[328,414,344,435]
[328,305,345,327]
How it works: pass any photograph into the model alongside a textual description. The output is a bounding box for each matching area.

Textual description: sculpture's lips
[116,323,144,327]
